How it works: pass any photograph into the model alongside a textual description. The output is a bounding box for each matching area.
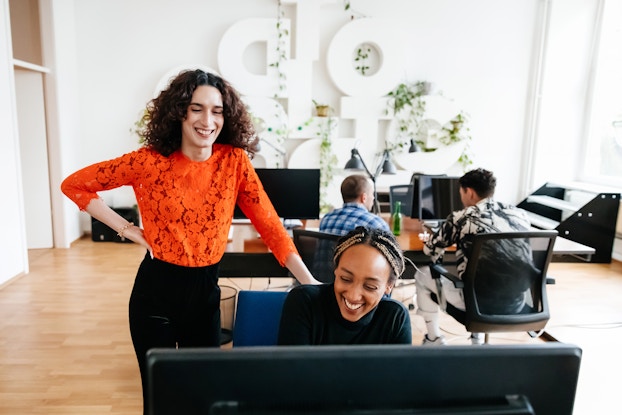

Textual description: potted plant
[313,100,331,117]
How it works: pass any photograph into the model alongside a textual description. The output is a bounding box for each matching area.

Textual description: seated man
[278,226,412,345]
[320,174,390,235]
[415,168,530,345]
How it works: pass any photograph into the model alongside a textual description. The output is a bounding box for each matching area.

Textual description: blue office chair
[232,290,288,347]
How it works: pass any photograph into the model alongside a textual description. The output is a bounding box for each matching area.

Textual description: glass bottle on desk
[391,201,402,236]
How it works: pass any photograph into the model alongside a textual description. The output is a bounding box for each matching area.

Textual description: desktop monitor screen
[413,175,463,220]
[147,344,581,415]
[234,168,320,220]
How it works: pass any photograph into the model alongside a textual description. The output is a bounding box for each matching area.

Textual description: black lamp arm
[351,148,373,180]
[346,148,382,214]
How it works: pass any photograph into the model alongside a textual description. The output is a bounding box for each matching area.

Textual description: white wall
[64,0,603,231]
[69,0,544,205]
[1,0,29,284]
[15,69,54,249]
[1,0,609,284]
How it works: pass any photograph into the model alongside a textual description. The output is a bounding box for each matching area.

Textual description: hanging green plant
[315,116,338,213]
[246,103,288,168]
[385,81,428,153]
[439,112,469,145]
[440,111,473,170]
[354,44,371,75]
[130,107,150,144]
[269,0,288,98]
[386,81,473,171]
[263,102,289,168]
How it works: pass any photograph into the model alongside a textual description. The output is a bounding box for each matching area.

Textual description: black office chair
[293,228,341,283]
[389,184,414,217]
[429,230,558,343]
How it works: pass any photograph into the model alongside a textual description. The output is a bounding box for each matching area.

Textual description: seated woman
[278,226,412,345]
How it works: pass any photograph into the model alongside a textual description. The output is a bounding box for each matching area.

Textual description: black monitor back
[234,168,320,220]
[147,343,581,415]
[412,175,463,220]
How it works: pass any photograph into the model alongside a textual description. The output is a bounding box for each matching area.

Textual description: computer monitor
[233,168,320,220]
[146,344,581,415]
[412,175,463,220]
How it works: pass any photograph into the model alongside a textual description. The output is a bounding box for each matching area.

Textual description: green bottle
[391,201,402,236]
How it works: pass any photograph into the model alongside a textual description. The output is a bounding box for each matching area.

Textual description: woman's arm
[284,252,320,285]
[86,198,153,257]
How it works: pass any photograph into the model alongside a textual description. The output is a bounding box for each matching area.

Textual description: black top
[278,283,412,345]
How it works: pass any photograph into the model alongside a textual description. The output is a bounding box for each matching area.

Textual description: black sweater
[278,283,412,345]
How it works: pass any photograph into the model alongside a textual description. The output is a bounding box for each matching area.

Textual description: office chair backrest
[389,184,414,217]
[293,228,341,283]
[461,230,558,334]
[232,290,288,347]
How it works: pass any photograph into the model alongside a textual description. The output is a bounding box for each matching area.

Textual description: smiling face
[180,85,224,161]
[333,244,393,322]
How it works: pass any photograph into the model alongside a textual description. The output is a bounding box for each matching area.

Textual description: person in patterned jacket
[61,69,320,414]
[414,168,530,346]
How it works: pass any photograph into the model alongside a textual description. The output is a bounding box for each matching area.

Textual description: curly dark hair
[138,69,256,157]
[459,168,496,198]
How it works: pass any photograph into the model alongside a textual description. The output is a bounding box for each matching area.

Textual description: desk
[220,218,432,278]
[221,223,290,278]
[219,218,596,278]
[549,235,595,261]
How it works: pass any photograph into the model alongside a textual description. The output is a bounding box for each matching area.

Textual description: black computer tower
[91,207,140,243]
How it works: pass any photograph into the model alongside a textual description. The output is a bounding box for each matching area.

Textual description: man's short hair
[459,168,496,198]
[341,174,371,202]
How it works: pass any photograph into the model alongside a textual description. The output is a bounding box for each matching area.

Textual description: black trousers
[129,253,221,415]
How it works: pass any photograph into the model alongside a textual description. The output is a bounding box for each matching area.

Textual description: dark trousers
[129,253,221,415]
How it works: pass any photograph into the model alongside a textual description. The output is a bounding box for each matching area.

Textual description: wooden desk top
[227,215,595,259]
[226,216,428,253]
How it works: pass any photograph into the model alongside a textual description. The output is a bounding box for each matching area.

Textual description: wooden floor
[0,237,620,414]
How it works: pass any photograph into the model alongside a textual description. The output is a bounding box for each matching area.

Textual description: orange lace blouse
[61,144,297,267]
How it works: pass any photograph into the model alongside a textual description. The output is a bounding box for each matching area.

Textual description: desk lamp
[344,147,396,214]
[408,138,421,153]
[253,137,287,165]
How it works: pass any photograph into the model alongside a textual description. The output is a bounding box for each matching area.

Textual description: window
[582,0,622,187]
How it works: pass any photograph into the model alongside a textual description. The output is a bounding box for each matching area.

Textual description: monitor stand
[283,218,304,229]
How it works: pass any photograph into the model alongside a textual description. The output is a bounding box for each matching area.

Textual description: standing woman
[61,69,319,413]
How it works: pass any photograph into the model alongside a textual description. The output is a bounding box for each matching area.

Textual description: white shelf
[519,182,620,262]
[545,181,622,195]
[524,211,559,230]
[526,195,581,211]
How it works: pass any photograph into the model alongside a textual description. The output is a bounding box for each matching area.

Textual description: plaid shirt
[319,202,391,236]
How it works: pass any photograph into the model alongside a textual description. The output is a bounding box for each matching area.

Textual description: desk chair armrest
[429,263,464,289]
